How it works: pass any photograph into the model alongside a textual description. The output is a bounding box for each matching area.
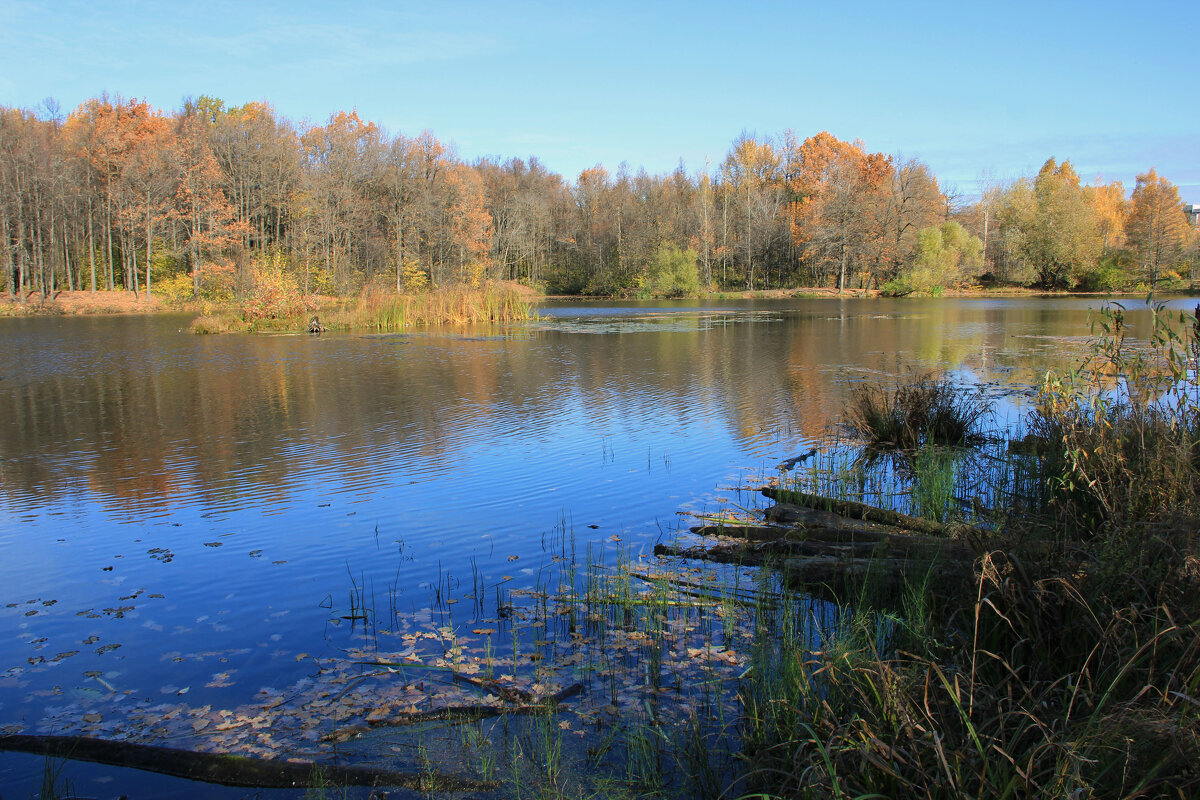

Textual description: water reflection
[0,296,1194,794]
[0,297,1189,518]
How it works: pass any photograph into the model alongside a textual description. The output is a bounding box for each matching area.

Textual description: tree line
[1,94,1196,302]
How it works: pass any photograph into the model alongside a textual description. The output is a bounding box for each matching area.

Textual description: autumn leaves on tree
[0,94,1196,304]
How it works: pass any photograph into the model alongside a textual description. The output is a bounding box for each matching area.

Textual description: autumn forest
[1,94,1197,305]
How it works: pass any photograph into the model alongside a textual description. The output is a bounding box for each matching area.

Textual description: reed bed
[188,312,248,334]
[189,282,536,334]
[844,373,992,449]
[330,283,536,331]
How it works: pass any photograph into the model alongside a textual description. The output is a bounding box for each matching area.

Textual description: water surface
[1,294,1192,795]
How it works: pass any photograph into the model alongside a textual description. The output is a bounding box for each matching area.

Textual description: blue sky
[2,0,1197,201]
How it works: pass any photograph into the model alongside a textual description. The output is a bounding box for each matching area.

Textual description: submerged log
[761,487,956,536]
[659,488,980,602]
[0,734,493,791]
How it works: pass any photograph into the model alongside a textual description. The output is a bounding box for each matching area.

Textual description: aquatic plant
[188,312,248,334]
[1031,301,1200,534]
[845,373,991,449]
[328,282,537,330]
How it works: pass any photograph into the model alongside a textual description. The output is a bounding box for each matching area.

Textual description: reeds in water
[335,283,536,331]
[845,373,991,449]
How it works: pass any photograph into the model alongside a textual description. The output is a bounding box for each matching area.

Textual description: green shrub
[1077,255,1130,292]
[645,243,701,298]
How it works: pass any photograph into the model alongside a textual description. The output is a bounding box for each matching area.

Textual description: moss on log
[761,487,957,536]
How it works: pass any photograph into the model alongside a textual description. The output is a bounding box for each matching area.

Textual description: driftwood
[761,487,959,536]
[0,734,494,791]
[658,488,981,601]
[656,542,966,576]
[692,512,974,558]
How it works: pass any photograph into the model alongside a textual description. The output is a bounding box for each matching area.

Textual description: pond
[0,294,1195,797]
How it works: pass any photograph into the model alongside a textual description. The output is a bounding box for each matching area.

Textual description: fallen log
[0,734,493,791]
[654,542,971,602]
[761,487,956,537]
[656,542,969,572]
[694,506,974,549]
[684,528,968,562]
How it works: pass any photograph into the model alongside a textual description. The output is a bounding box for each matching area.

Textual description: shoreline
[3,284,1196,319]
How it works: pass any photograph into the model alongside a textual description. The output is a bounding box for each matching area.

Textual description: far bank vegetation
[1,95,1197,316]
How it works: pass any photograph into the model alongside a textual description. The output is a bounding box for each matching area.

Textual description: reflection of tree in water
[0,302,1113,511]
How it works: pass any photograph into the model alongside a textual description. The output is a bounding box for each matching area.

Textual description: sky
[1,0,1197,202]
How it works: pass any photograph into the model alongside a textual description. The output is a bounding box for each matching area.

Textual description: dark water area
[0,295,1195,796]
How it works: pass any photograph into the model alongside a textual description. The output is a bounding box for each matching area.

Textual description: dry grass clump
[187,282,536,334]
[189,313,248,334]
[1031,303,1200,533]
[845,374,991,449]
[739,551,1200,800]
[332,282,536,330]
[752,305,1200,799]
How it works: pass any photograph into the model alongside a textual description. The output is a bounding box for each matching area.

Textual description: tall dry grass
[739,558,1200,799]
[330,283,536,330]
[845,374,991,449]
[733,305,1200,798]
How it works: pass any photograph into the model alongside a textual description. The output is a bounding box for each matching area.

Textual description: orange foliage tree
[785,132,894,292]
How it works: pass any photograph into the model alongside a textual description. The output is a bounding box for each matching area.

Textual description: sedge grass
[189,282,536,334]
[332,282,536,331]
[846,373,991,449]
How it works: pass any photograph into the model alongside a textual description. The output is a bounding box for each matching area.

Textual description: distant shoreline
[3,285,1197,319]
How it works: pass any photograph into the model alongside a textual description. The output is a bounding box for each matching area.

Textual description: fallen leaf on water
[83,713,102,723]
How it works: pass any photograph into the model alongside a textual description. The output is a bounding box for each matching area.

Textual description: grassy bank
[187,282,536,334]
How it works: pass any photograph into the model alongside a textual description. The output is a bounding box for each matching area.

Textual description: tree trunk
[105,185,114,290]
[16,215,27,304]
[87,166,96,292]
[1,210,13,299]
[145,186,152,299]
